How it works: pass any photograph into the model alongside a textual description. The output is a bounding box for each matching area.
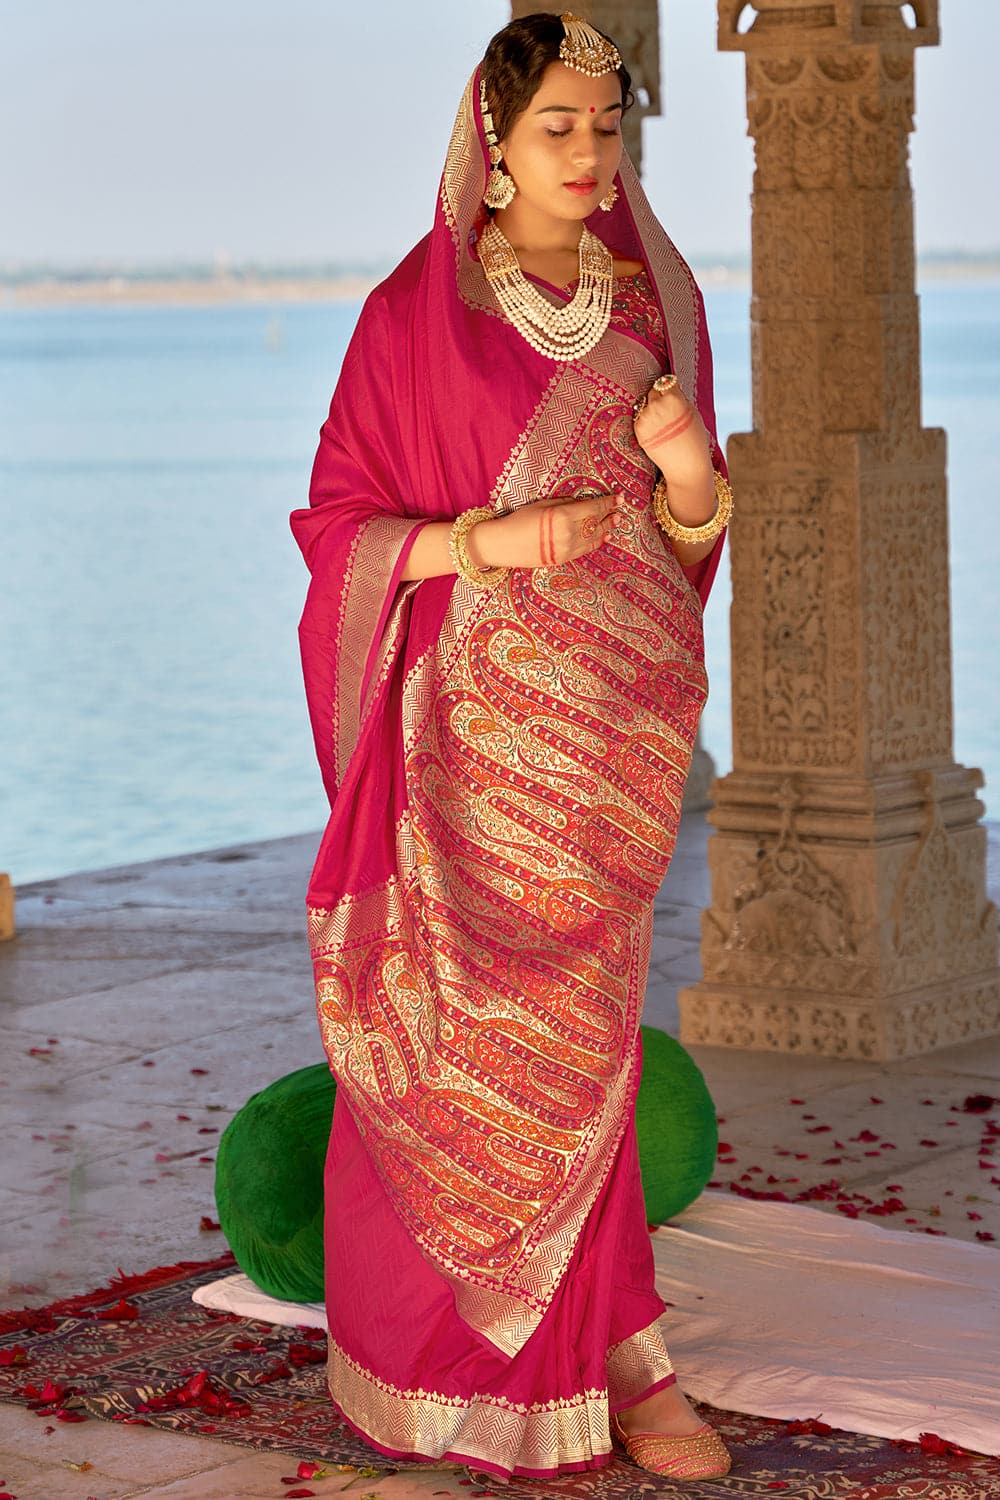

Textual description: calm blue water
[1,282,997,885]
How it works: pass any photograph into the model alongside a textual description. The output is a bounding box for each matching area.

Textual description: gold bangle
[653,469,733,544]
[448,507,510,589]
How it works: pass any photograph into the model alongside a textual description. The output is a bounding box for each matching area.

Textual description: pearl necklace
[478,220,614,363]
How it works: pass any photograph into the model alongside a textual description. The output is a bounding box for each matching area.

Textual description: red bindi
[589,106,596,113]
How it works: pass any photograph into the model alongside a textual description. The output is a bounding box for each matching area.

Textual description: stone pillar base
[678,767,1000,1061]
[679,971,1000,1062]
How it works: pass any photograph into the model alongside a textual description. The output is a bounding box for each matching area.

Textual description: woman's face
[499,60,623,222]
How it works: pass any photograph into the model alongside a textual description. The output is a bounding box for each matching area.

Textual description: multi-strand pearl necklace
[478,220,614,362]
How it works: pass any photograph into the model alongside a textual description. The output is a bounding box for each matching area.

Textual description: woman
[290,12,732,1484]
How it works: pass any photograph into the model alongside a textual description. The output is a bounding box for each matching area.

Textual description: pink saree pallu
[290,69,727,1480]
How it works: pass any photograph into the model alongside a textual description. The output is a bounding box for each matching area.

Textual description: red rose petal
[920,1140,939,1147]
[93,1298,139,1321]
[141,1060,155,1067]
[199,1216,221,1231]
[975,1230,996,1242]
[190,1067,209,1075]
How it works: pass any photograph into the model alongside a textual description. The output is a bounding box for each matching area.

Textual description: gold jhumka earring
[479,79,516,210]
[599,183,619,212]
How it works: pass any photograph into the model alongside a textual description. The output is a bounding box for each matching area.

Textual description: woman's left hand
[633,378,713,488]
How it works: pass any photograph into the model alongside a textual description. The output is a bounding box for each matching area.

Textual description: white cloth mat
[192,1190,1000,1455]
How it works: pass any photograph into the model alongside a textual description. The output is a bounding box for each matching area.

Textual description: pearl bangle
[653,469,733,545]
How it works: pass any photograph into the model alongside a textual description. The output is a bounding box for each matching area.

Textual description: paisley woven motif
[308,280,707,1356]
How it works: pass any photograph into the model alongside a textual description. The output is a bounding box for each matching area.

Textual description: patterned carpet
[1,1253,998,1499]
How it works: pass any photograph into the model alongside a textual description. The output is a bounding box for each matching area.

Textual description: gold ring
[652,373,679,395]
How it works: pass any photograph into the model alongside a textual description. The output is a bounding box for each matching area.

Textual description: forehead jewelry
[559,13,622,78]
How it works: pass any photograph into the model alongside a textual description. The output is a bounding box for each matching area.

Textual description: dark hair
[481,12,634,143]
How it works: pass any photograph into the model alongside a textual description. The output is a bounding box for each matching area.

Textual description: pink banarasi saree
[289,69,727,1480]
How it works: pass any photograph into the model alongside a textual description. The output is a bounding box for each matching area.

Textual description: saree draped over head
[290,65,727,1480]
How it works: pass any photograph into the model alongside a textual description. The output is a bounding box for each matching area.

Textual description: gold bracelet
[653,469,733,544]
[448,507,510,589]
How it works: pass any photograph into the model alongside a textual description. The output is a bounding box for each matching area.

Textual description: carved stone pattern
[885,773,999,989]
[727,478,861,770]
[679,975,1000,1062]
[749,88,914,192]
[860,475,953,767]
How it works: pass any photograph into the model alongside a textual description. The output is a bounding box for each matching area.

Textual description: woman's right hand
[468,491,626,572]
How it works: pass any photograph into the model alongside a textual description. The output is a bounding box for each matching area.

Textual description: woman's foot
[611,1383,732,1481]
[616,1380,706,1436]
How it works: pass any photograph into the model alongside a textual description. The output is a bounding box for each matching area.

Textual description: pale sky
[2,0,998,269]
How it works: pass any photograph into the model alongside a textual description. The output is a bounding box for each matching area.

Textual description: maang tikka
[479,78,516,210]
[558,13,622,77]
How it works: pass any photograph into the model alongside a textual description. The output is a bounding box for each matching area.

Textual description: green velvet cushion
[634,1025,718,1225]
[215,1027,717,1304]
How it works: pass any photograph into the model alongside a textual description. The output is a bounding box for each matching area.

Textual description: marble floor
[1,813,997,1497]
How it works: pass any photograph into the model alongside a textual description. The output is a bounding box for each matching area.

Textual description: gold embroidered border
[607,1317,676,1409]
[327,1334,611,1473]
[617,153,701,400]
[335,515,425,785]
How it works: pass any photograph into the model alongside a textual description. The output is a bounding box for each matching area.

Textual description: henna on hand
[642,407,696,450]
[539,507,556,566]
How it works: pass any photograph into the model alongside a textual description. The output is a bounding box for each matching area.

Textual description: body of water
[1,280,997,885]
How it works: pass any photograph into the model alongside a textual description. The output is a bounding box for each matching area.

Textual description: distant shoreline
[3,259,1000,310]
[0,273,381,310]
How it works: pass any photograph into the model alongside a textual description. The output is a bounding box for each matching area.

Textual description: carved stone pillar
[678,0,1000,1059]
[510,1,661,168]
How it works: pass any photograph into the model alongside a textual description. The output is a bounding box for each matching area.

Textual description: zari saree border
[326,1312,675,1474]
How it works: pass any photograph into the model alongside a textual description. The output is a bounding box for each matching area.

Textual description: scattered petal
[190,1068,209,1075]
[93,1299,139,1321]
[962,1094,995,1113]
[199,1216,221,1231]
